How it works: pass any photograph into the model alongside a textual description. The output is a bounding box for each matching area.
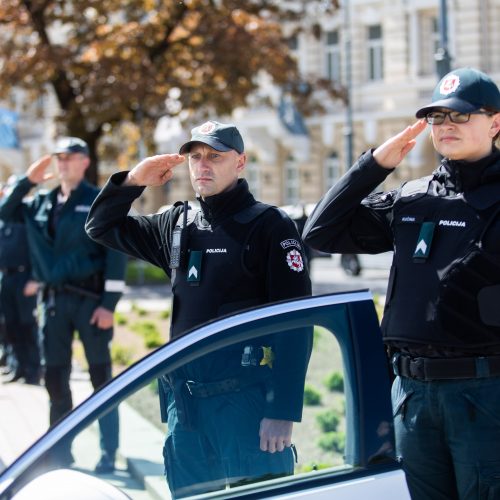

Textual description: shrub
[313,326,323,344]
[303,385,322,406]
[297,462,333,473]
[111,344,133,366]
[324,371,344,392]
[131,321,164,349]
[114,311,128,325]
[318,431,346,454]
[144,329,163,349]
[316,409,341,433]
[159,309,171,320]
[126,259,169,285]
[131,303,148,316]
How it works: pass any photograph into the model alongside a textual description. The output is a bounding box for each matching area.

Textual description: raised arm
[86,154,185,271]
[303,120,427,255]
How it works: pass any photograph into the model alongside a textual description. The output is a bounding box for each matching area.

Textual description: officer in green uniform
[0,138,127,473]
[86,121,312,498]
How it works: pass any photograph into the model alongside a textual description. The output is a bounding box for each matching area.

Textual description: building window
[324,152,340,189]
[287,34,298,52]
[325,30,341,82]
[245,155,260,197]
[419,14,439,76]
[367,24,383,81]
[284,155,300,204]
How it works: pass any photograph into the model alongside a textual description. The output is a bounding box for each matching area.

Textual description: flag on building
[278,94,308,136]
[0,108,20,149]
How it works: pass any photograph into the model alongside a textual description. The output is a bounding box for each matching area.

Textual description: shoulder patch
[286,249,304,272]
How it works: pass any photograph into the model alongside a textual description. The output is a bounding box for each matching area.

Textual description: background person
[0,177,41,385]
[0,137,127,474]
[86,120,313,498]
[303,67,500,499]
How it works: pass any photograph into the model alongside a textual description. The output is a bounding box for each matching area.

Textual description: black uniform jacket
[303,149,500,355]
[86,174,312,422]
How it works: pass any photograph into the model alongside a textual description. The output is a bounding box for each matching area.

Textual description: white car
[0,291,410,499]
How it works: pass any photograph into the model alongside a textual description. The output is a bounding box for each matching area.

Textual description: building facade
[3,0,500,212]
[231,0,500,208]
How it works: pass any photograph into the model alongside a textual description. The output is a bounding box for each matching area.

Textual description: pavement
[0,257,390,497]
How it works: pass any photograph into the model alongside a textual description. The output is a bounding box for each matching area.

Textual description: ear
[82,156,91,170]
[236,153,246,174]
[489,113,500,138]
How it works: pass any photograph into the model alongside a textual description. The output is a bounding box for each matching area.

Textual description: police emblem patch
[439,74,460,95]
[199,121,216,134]
[286,249,304,272]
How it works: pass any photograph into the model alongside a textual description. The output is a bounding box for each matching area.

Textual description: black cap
[416,67,500,118]
[179,121,244,154]
[53,137,89,156]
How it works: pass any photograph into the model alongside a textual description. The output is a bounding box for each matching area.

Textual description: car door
[0,290,410,499]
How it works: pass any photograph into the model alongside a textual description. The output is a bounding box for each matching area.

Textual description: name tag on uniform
[187,250,202,286]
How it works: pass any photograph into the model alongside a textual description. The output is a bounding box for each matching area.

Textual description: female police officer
[303,67,500,500]
[86,121,312,498]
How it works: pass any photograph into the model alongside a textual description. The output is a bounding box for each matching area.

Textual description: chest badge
[187,250,202,286]
[413,221,435,262]
[286,249,304,272]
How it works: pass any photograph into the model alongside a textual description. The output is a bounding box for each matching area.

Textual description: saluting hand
[27,155,55,184]
[259,418,294,453]
[373,119,427,169]
[124,154,185,187]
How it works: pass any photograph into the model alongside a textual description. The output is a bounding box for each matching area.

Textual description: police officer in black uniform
[86,120,312,498]
[0,138,127,474]
[0,179,41,384]
[303,67,500,500]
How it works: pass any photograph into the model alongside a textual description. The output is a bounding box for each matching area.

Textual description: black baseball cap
[53,137,89,156]
[416,67,500,118]
[179,121,244,154]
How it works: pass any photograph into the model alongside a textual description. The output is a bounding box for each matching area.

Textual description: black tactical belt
[392,353,500,381]
[186,378,258,398]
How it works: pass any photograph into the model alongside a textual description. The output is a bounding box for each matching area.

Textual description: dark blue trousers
[163,385,294,499]
[392,375,500,500]
[41,292,118,457]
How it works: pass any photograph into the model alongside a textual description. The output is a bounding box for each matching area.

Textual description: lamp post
[435,0,451,78]
[343,0,354,170]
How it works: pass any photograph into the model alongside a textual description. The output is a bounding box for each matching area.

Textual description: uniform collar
[437,147,500,192]
[198,179,256,226]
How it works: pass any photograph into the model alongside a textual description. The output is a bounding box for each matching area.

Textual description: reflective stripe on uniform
[104,279,126,293]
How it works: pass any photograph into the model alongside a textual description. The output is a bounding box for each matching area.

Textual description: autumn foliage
[0,0,339,181]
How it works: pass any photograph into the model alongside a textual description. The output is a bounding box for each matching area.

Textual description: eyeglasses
[425,110,494,125]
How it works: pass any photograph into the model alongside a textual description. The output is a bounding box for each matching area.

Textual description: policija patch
[286,249,304,272]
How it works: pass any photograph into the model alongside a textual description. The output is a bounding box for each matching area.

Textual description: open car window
[0,291,401,500]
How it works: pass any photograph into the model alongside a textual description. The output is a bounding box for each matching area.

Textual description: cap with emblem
[416,67,500,118]
[53,137,89,156]
[179,121,244,154]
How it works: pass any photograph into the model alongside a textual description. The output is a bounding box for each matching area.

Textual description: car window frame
[0,289,398,499]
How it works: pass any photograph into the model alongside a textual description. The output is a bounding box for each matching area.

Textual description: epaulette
[400,175,433,200]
